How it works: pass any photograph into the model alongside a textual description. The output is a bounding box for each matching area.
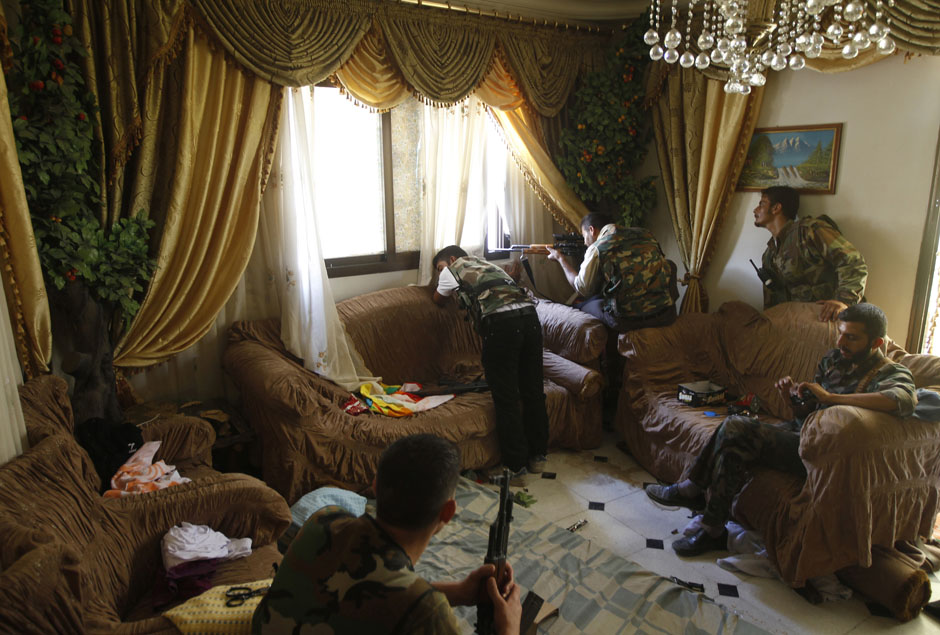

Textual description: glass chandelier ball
[725,16,746,34]
[698,31,716,50]
[843,1,864,21]
[770,52,788,70]
[789,54,806,70]
[717,37,731,52]
[749,71,767,86]
[811,33,825,47]
[679,51,696,67]
[805,44,822,58]
[695,52,712,69]
[795,33,811,51]
[650,44,665,60]
[711,47,726,63]
[777,42,793,56]
[805,0,826,14]
[664,47,680,63]
[852,30,872,48]
[841,42,859,58]
[724,80,743,93]
[869,22,889,40]
[731,36,748,53]
[761,49,775,65]
[877,36,897,54]
[664,28,683,49]
[644,29,660,45]
[826,23,844,40]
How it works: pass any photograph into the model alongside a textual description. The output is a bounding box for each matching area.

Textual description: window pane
[312,87,385,259]
[391,99,422,253]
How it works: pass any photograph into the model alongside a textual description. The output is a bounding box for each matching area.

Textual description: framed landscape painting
[737,123,843,194]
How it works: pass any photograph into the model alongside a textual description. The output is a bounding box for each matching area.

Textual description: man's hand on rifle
[545,246,564,264]
[484,563,522,635]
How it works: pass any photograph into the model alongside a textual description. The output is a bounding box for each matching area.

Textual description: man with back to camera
[252,433,522,634]
[545,212,676,332]
[644,303,916,557]
[753,185,868,321]
[432,245,549,481]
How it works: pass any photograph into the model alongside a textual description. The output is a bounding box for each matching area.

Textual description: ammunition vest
[594,226,673,319]
[448,256,532,331]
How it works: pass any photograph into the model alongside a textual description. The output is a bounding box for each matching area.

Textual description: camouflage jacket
[813,348,917,417]
[252,508,460,634]
[591,224,674,319]
[448,256,533,330]
[761,217,867,308]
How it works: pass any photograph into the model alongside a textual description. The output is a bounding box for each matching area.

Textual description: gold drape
[497,29,583,117]
[333,25,412,111]
[113,32,278,367]
[0,10,51,377]
[650,66,764,314]
[490,107,588,231]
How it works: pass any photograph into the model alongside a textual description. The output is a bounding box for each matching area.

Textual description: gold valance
[498,28,584,117]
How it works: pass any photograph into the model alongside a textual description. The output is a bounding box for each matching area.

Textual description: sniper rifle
[492,232,586,262]
[476,468,513,635]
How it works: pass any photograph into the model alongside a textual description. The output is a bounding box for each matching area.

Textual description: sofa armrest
[139,416,215,470]
[105,473,291,548]
[535,301,607,365]
[543,350,602,399]
[224,339,347,418]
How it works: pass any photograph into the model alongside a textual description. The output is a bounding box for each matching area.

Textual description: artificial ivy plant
[5,0,155,328]
[556,19,656,227]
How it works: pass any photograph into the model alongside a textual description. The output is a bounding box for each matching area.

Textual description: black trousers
[479,310,549,471]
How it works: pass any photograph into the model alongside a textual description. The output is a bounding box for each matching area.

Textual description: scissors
[225,585,270,607]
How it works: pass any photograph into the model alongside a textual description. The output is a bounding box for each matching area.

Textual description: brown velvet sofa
[223,285,607,504]
[0,375,291,634]
[616,301,940,588]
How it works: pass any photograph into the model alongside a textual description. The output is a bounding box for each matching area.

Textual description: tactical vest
[594,226,673,319]
[448,256,532,332]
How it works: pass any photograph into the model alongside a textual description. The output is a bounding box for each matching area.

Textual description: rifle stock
[476,469,514,635]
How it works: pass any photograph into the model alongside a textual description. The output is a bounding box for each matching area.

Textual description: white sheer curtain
[264,86,376,390]
[418,96,489,284]
[0,281,27,465]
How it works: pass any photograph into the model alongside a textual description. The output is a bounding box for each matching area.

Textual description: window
[310,87,421,277]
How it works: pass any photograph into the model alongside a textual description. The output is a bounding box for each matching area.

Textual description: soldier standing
[432,246,549,480]
[253,434,521,634]
[753,185,868,321]
[546,212,676,332]
[645,303,916,557]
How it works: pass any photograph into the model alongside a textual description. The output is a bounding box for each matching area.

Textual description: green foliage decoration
[5,0,155,325]
[556,18,657,227]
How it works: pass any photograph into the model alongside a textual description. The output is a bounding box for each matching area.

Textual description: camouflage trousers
[686,415,806,528]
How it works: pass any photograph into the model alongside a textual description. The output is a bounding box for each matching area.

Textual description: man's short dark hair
[432,245,468,269]
[837,302,887,340]
[762,186,800,220]
[580,212,614,232]
[376,434,460,530]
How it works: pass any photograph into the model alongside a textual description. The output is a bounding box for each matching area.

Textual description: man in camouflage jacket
[754,185,868,321]
[645,303,916,558]
[433,245,549,478]
[253,434,521,634]
[547,212,676,332]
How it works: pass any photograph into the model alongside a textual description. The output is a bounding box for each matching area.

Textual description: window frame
[319,105,419,278]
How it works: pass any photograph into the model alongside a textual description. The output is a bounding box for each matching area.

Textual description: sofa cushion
[0,543,85,633]
[18,374,75,445]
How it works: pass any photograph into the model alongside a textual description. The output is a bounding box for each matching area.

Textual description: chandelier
[642,0,898,93]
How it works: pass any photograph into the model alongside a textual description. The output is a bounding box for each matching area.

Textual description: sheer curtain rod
[397,0,613,33]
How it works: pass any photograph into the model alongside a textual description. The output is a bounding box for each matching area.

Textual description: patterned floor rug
[416,477,770,634]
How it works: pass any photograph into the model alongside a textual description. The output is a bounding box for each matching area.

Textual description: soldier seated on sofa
[433,245,549,480]
[645,303,916,557]
[546,211,676,333]
[752,185,868,322]
[253,434,521,634]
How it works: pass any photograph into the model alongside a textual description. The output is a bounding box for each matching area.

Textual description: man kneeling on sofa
[253,434,521,633]
[645,303,917,557]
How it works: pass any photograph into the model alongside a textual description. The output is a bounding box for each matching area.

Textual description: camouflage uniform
[686,349,916,529]
[252,506,460,634]
[438,257,548,471]
[575,224,676,332]
[761,216,868,308]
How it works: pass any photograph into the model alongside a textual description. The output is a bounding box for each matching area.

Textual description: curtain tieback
[681,272,701,286]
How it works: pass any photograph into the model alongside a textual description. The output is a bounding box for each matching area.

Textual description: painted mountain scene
[738,124,841,194]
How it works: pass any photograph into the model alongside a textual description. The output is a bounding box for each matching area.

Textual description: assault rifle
[493,232,586,262]
[476,468,514,635]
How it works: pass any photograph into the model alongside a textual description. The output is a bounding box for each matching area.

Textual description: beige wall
[649,53,940,346]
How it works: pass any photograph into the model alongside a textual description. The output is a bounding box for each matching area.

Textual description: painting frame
[737,123,843,194]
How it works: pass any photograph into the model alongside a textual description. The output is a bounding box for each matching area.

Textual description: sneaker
[527,455,547,474]
[488,465,527,486]
[644,483,706,511]
[672,527,728,557]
